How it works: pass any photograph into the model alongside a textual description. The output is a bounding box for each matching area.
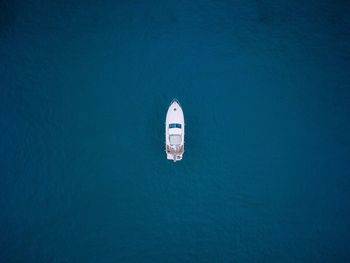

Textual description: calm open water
[1,0,350,262]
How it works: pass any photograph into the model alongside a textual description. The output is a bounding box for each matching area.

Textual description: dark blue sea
[1,0,350,262]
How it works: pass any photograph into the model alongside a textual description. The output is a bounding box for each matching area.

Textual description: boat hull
[165,99,185,161]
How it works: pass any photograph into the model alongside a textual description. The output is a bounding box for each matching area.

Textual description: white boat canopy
[169,135,181,145]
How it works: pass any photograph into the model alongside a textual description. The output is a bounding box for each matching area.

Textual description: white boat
[165,99,185,162]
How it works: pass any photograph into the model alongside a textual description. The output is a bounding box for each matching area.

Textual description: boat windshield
[169,135,181,145]
[169,123,182,129]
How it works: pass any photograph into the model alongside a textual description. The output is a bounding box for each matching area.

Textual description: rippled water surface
[1,0,350,262]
